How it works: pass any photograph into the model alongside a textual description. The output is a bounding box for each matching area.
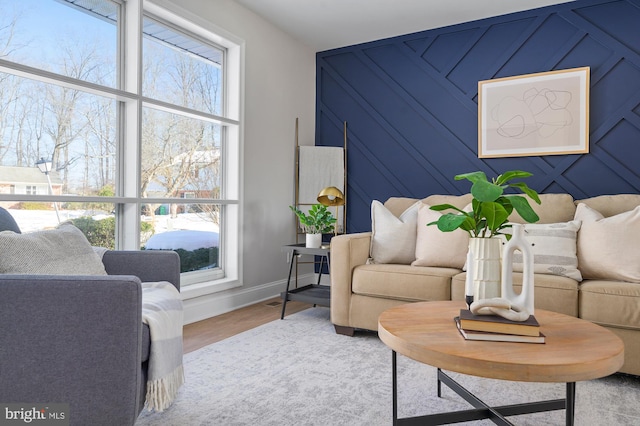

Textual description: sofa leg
[334,325,355,336]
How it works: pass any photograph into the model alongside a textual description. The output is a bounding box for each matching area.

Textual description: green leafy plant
[428,170,541,238]
[68,216,117,249]
[70,216,154,249]
[289,204,336,234]
[174,247,218,273]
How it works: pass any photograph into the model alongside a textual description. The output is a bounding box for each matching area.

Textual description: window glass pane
[141,202,220,273]
[0,73,117,197]
[141,107,221,199]
[0,1,236,290]
[0,0,118,87]
[142,17,223,115]
[6,201,115,244]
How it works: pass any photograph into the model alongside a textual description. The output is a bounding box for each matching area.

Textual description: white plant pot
[468,237,502,300]
[305,233,322,248]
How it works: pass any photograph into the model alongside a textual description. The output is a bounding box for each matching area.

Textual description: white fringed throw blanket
[142,281,185,412]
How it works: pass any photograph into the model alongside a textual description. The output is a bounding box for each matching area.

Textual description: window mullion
[118,0,143,250]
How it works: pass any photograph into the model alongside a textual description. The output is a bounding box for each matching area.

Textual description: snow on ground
[151,213,219,234]
[7,209,219,250]
[8,209,88,233]
[143,214,219,250]
[145,229,218,251]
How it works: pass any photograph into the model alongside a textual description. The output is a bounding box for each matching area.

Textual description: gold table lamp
[317,186,345,236]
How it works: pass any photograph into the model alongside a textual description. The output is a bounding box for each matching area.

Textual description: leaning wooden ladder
[291,117,347,285]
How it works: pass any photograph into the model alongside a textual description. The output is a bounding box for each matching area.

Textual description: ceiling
[234,0,574,51]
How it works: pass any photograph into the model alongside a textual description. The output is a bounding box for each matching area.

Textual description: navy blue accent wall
[316,0,640,233]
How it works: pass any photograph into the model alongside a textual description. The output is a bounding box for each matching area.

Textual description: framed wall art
[478,67,590,158]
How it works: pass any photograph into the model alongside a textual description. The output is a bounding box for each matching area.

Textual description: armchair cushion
[0,206,21,233]
[0,223,107,275]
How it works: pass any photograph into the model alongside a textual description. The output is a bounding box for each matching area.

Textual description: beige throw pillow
[574,203,640,282]
[412,203,469,269]
[369,200,419,264]
[0,223,108,275]
[505,221,582,281]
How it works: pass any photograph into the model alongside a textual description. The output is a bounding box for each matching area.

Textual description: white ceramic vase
[468,237,502,300]
[501,223,535,314]
[305,233,322,248]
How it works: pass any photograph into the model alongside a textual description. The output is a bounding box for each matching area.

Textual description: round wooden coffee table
[378,301,624,426]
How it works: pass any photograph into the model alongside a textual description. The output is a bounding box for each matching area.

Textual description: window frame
[0,0,243,296]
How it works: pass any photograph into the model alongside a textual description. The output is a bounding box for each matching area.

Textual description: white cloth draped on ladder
[298,146,344,204]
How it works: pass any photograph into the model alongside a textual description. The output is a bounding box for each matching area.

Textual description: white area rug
[136,307,640,425]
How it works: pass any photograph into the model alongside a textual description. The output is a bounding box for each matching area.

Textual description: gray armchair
[0,209,180,426]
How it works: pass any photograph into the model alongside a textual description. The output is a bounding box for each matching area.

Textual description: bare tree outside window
[0,0,230,279]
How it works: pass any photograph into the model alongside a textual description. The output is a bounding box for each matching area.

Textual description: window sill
[180,277,241,300]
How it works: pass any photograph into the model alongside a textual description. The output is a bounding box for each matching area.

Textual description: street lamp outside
[36,157,61,223]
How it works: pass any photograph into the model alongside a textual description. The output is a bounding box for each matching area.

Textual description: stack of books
[454,309,545,344]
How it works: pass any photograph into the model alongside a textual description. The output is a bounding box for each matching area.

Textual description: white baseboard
[182,272,325,325]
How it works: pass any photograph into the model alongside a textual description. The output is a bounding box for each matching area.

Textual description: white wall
[152,0,317,323]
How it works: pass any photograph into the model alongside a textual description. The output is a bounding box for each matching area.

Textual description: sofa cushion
[508,193,576,224]
[451,271,580,316]
[413,203,469,269]
[369,200,419,264]
[504,221,582,281]
[384,195,474,217]
[575,203,640,282]
[423,194,474,210]
[0,223,108,275]
[519,272,580,317]
[352,263,459,302]
[384,197,421,217]
[576,194,640,217]
[579,280,640,331]
[388,193,575,224]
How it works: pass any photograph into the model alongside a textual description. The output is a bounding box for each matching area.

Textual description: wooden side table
[378,301,624,426]
[280,243,330,319]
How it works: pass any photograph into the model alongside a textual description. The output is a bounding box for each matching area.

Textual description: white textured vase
[501,223,535,315]
[469,237,502,300]
[305,233,322,248]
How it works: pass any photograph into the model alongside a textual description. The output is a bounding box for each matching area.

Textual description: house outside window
[0,0,241,291]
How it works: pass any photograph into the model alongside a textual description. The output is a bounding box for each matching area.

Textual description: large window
[0,0,240,290]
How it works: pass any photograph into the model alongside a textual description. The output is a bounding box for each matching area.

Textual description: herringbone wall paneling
[316,0,640,233]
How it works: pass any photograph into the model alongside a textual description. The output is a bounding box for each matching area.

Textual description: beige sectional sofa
[330,193,640,376]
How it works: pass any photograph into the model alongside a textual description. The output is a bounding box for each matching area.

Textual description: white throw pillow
[574,203,640,282]
[0,223,108,275]
[369,200,420,264]
[504,221,582,281]
[412,203,469,269]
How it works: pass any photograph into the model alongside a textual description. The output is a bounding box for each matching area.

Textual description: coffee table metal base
[392,351,576,426]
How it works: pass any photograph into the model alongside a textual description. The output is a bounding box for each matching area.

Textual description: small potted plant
[289,204,336,248]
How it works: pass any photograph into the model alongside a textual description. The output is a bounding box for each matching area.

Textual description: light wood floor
[182,298,312,353]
